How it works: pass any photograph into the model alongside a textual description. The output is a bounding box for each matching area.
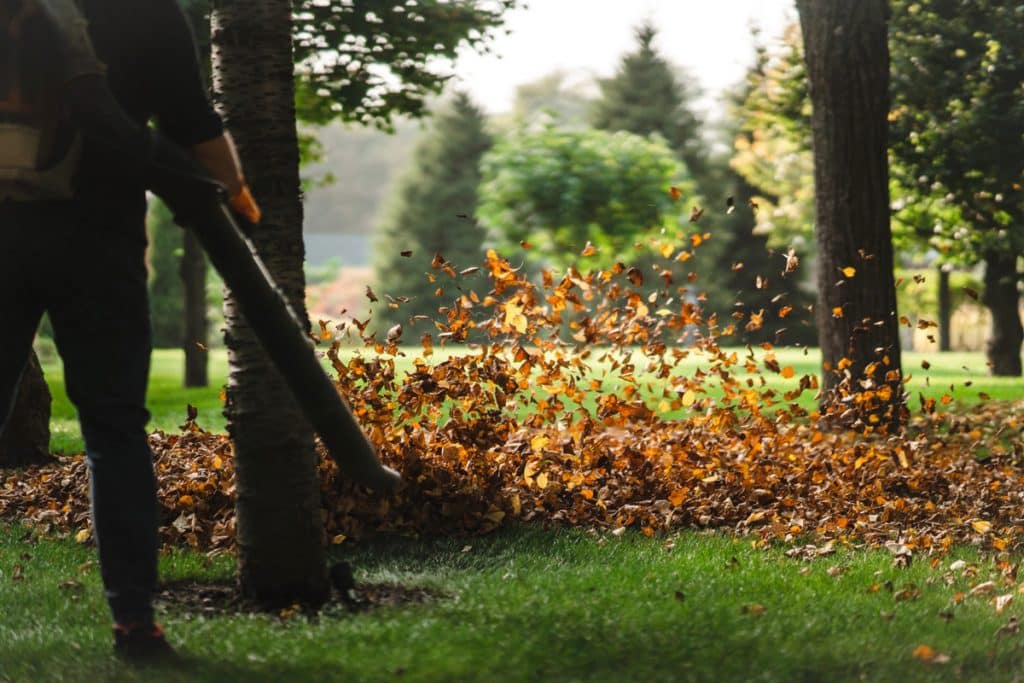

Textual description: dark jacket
[77,0,223,217]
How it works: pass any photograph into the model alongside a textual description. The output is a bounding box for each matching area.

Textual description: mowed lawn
[3,524,1024,683]
[8,349,1024,682]
[40,347,1023,455]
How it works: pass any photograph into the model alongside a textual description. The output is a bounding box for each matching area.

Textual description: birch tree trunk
[210,0,328,606]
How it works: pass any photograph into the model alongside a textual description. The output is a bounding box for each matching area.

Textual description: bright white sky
[453,0,797,119]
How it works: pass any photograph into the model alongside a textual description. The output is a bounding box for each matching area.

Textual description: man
[0,0,256,659]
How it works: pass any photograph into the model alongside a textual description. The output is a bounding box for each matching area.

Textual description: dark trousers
[0,201,157,625]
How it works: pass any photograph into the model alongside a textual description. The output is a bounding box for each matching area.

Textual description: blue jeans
[0,201,158,625]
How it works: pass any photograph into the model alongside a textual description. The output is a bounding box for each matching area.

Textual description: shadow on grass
[156,576,441,619]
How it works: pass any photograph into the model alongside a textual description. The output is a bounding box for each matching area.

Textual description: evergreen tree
[372,92,492,340]
[590,23,735,320]
[591,23,708,183]
[592,23,813,344]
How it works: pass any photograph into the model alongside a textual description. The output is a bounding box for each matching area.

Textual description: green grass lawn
[41,347,1022,455]
[1,524,1022,682]
[13,351,1024,681]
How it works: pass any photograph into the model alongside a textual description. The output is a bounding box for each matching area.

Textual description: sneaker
[113,622,177,663]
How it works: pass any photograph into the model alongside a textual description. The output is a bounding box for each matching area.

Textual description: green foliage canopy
[730,25,815,251]
[294,0,518,129]
[477,126,692,270]
[889,0,1024,261]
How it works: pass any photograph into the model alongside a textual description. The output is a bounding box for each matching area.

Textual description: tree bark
[210,0,328,606]
[982,251,1022,376]
[797,0,905,429]
[0,352,54,467]
[182,229,209,388]
[937,266,951,352]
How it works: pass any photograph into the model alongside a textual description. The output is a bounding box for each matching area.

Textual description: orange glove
[229,183,262,224]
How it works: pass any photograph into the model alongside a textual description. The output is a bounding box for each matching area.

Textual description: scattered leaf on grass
[969,581,997,597]
[912,644,950,664]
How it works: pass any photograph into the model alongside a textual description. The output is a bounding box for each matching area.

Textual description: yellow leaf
[212,455,224,470]
[972,520,992,534]
[523,460,539,484]
[503,300,528,334]
[75,529,90,544]
[681,390,696,407]
[485,509,506,524]
[536,472,549,489]
[842,266,857,278]
[331,534,347,545]
[912,645,936,662]
[660,243,674,259]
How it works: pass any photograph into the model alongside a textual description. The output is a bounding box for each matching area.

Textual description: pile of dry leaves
[2,240,1022,556]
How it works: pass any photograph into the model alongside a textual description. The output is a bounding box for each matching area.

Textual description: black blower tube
[64,77,400,491]
[179,186,401,491]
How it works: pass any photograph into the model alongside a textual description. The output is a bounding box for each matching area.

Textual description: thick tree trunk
[182,229,209,388]
[210,0,328,606]
[0,352,54,467]
[982,251,1022,376]
[797,0,904,429]
[937,266,951,352]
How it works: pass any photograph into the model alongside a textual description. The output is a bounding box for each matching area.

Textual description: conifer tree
[372,92,492,340]
[591,23,708,183]
[590,23,734,315]
[593,22,812,343]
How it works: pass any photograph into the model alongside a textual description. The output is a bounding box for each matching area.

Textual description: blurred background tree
[372,93,493,340]
[478,126,691,271]
[890,0,1024,375]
